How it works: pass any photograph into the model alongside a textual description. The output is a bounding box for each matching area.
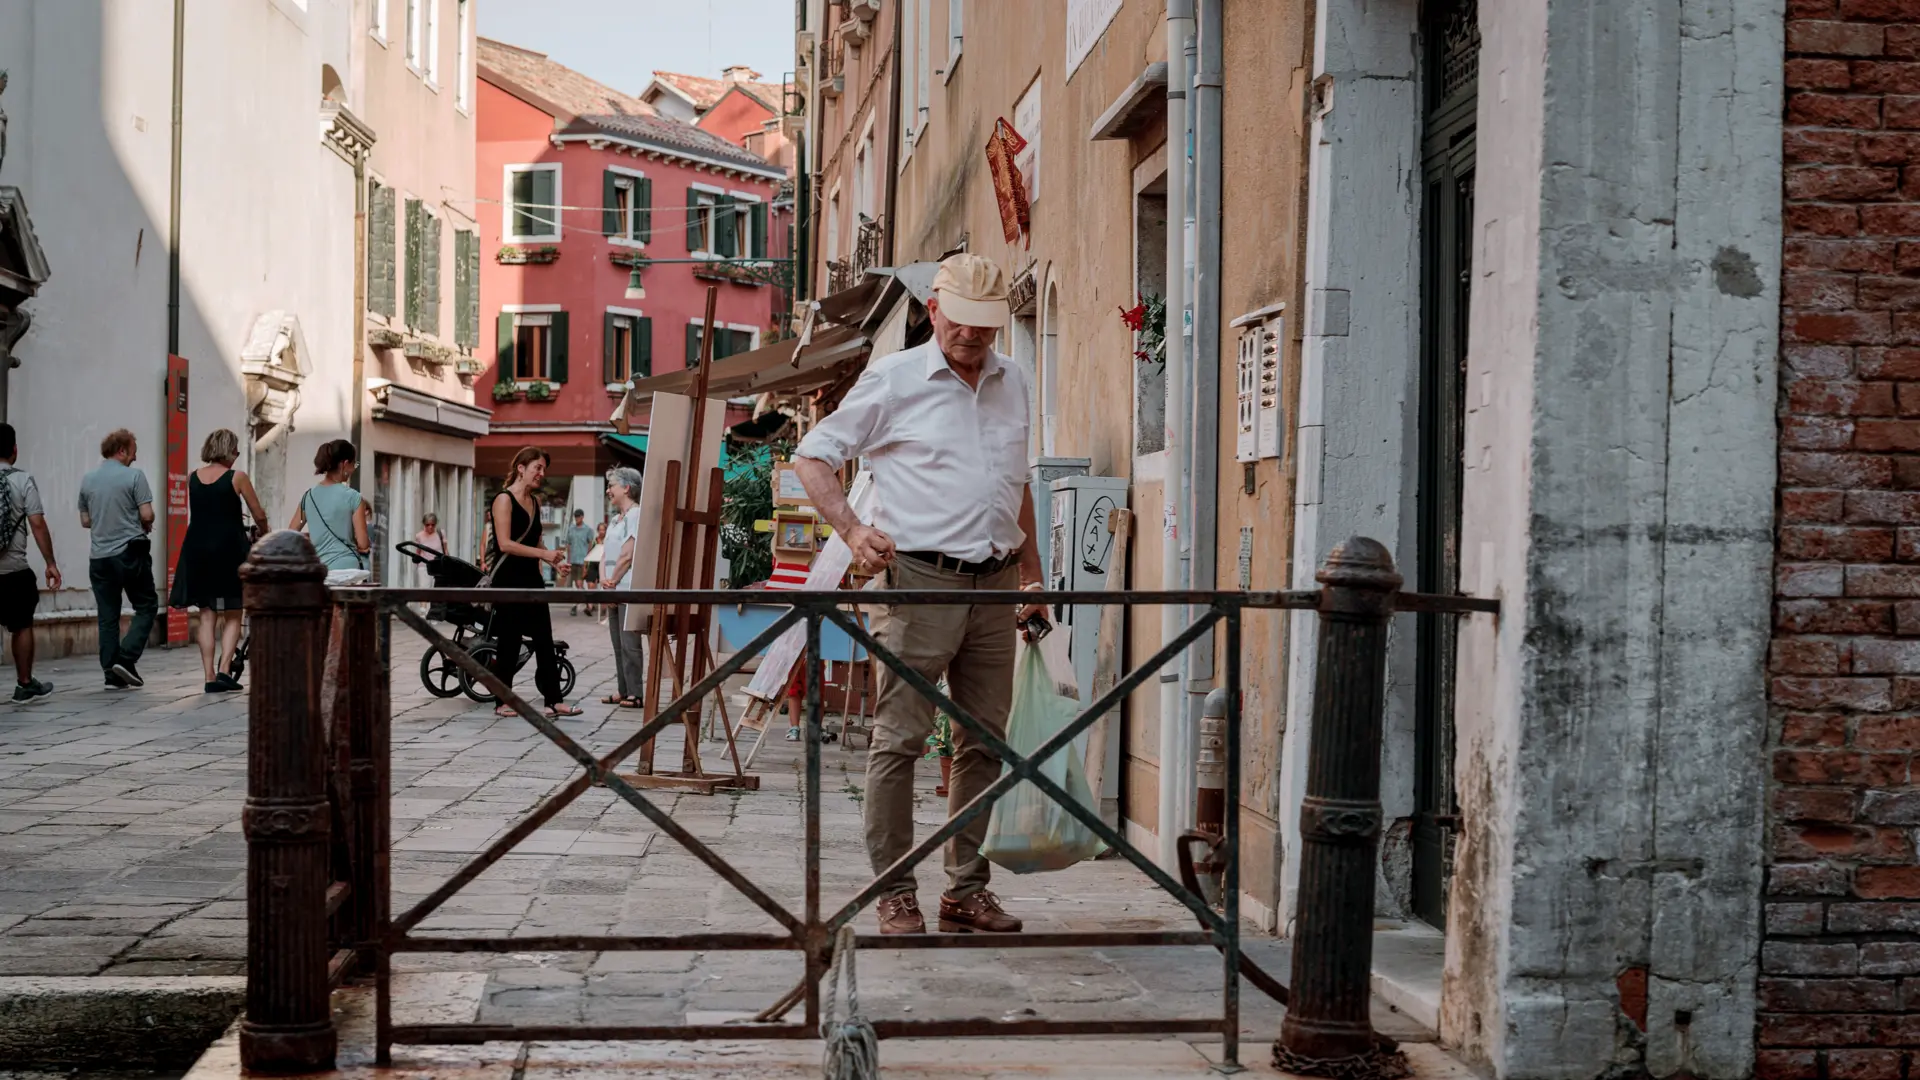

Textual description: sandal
[494,705,518,718]
[601,695,623,705]
[618,696,643,709]
[546,703,584,718]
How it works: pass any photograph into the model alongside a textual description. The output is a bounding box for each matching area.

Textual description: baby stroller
[396,540,574,703]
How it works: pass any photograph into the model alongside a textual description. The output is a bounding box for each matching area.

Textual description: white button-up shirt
[797,340,1031,563]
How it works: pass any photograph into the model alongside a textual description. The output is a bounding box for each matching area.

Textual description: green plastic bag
[979,645,1108,874]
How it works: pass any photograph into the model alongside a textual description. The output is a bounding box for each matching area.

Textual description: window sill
[606,382,635,395]
[498,244,561,264]
[608,237,648,250]
[425,79,441,95]
[943,49,962,85]
[370,30,389,47]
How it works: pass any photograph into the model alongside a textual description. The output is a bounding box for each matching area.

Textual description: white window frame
[606,305,645,387]
[856,114,876,218]
[454,0,471,112]
[689,317,761,358]
[727,189,764,261]
[370,0,389,43]
[607,165,648,249]
[503,307,559,381]
[946,0,964,79]
[900,0,918,160]
[502,163,562,243]
[915,0,932,142]
[826,186,841,264]
[687,181,728,259]
[425,0,441,89]
[405,0,423,70]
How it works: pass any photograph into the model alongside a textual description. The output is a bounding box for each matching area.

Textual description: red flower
[1118,301,1147,333]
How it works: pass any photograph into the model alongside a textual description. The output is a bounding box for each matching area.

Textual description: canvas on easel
[625,390,724,634]
[617,286,757,795]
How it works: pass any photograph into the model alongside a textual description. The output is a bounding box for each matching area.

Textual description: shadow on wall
[0,0,332,662]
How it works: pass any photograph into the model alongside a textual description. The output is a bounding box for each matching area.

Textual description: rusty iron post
[340,599,379,975]
[240,531,337,1072]
[1277,537,1404,1075]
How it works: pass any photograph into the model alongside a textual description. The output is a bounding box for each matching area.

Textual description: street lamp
[624,266,646,300]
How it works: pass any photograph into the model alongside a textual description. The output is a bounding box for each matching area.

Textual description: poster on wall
[1066,0,1123,78]
[164,355,189,644]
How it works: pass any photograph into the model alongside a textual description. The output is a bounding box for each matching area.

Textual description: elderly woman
[598,466,645,708]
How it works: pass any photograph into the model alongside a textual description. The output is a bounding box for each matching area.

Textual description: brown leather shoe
[938,889,1023,933]
[876,893,926,934]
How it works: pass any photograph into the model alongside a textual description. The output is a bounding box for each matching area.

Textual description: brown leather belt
[899,551,1015,576]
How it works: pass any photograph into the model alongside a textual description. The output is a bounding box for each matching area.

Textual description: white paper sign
[1067,0,1123,77]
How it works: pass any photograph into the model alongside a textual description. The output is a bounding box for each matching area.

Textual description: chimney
[722,65,761,84]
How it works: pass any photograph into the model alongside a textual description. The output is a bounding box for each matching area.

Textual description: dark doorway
[1413,0,1479,929]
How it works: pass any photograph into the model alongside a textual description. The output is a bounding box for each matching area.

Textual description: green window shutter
[496,312,515,377]
[452,231,470,346]
[686,187,704,251]
[602,170,620,236]
[510,171,532,236]
[686,322,702,367]
[534,169,556,236]
[549,311,569,383]
[425,214,443,334]
[714,196,738,259]
[404,199,423,329]
[368,183,396,317]
[637,177,652,243]
[751,202,768,259]
[603,311,618,383]
[636,316,652,378]
[464,232,481,347]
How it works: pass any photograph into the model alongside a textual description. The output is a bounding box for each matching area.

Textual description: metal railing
[237,532,1493,1077]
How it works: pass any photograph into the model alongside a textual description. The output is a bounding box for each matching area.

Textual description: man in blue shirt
[77,428,156,690]
[566,509,595,616]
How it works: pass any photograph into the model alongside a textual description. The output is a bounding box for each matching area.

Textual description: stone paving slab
[2,609,1437,1067]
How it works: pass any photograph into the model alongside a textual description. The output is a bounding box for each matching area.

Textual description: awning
[599,432,770,482]
[623,324,868,401]
[369,383,492,439]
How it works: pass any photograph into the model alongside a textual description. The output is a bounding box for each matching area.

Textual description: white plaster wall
[1444,0,1780,1075]
[1281,0,1422,930]
[0,0,180,612]
[0,0,362,620]
[175,0,359,528]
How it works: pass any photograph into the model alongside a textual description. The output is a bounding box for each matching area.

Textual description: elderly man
[794,252,1047,936]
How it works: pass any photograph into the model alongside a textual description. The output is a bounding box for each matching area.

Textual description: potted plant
[525,380,554,401]
[497,244,561,265]
[491,378,520,401]
[1120,293,1167,366]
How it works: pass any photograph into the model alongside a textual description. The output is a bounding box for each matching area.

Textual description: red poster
[165,356,189,644]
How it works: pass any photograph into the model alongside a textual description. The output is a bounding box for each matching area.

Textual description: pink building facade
[475,40,787,494]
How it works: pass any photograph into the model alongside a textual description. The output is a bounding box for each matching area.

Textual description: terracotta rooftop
[649,70,790,114]
[476,38,654,119]
[478,39,777,173]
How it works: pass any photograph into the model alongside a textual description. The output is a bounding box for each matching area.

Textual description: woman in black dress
[486,447,581,719]
[168,429,268,692]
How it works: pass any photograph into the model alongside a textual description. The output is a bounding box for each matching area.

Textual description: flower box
[368,327,405,349]
[497,245,560,265]
[525,381,555,402]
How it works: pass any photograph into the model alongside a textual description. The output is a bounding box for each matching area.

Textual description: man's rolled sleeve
[796,366,886,471]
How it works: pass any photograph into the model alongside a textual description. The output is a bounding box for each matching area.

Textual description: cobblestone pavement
[0,609,1427,1048]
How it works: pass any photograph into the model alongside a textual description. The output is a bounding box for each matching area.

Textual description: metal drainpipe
[349,154,367,492]
[1185,0,1225,852]
[881,0,904,266]
[1156,0,1194,871]
[167,0,184,359]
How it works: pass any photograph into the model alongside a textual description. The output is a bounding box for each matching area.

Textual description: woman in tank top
[486,446,580,719]
[289,440,370,572]
[167,428,268,692]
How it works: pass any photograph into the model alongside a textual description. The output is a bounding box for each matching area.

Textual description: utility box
[1030,456,1090,585]
[1049,474,1129,819]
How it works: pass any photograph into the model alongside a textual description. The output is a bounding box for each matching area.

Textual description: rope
[820,924,878,1080]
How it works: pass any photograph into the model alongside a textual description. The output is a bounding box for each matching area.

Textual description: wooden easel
[620,286,758,794]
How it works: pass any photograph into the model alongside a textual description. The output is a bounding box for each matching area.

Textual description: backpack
[0,468,28,550]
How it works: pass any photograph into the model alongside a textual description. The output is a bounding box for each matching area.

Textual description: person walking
[289,440,370,573]
[485,447,581,719]
[78,428,158,690]
[565,509,594,616]
[794,252,1048,936]
[413,513,446,554]
[597,467,644,708]
[0,424,60,702]
[168,429,268,693]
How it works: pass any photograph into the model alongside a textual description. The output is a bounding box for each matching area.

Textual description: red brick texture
[1777,6,1920,1070]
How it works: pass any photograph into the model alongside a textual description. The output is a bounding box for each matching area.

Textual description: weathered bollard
[239,531,336,1072]
[1276,537,1406,1077]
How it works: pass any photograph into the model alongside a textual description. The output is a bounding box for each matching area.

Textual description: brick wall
[1772,4,1920,1074]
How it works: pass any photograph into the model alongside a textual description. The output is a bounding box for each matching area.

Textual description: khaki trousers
[865,556,1018,900]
